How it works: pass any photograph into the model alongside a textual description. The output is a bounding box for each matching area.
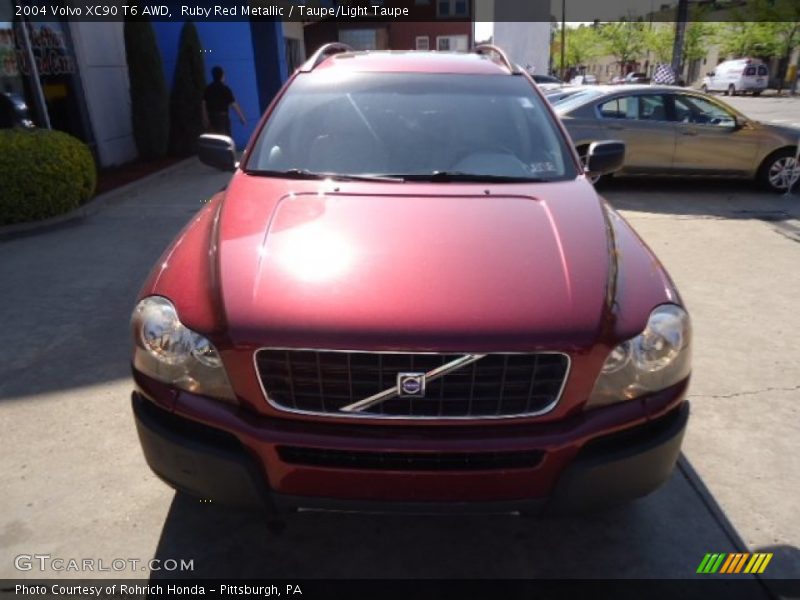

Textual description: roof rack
[299,43,354,72]
[474,44,520,74]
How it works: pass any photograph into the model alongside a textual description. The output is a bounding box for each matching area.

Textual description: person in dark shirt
[202,66,246,136]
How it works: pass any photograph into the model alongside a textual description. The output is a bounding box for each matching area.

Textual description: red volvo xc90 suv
[131,45,691,514]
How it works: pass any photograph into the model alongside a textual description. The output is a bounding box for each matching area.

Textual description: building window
[415,36,430,51]
[437,0,469,17]
[284,37,302,73]
[436,35,468,51]
[339,28,378,51]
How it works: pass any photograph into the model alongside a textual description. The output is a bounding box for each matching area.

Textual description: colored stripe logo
[697,553,773,574]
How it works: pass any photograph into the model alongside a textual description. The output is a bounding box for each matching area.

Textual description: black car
[532,73,563,85]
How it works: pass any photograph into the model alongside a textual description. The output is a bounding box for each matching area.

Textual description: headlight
[587,304,691,408]
[131,296,236,402]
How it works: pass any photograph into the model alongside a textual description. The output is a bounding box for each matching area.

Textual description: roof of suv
[312,50,513,75]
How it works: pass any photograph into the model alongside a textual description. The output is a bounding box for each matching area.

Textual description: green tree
[757,0,800,91]
[124,19,169,160]
[681,21,714,73]
[567,25,601,68]
[600,21,646,75]
[169,22,206,157]
[715,21,776,58]
[645,25,674,64]
[553,25,601,71]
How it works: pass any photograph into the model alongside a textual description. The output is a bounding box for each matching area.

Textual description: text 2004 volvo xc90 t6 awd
[131,45,691,514]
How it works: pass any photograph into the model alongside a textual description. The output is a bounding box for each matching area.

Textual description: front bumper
[132,382,689,514]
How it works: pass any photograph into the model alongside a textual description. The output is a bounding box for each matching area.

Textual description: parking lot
[1,95,798,586]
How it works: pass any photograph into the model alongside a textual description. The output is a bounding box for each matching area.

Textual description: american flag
[652,63,677,85]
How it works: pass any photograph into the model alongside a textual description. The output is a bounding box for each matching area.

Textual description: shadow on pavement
[147,454,791,586]
[0,163,227,402]
[601,177,800,222]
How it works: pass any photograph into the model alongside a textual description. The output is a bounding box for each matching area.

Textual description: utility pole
[671,0,689,81]
[560,0,566,80]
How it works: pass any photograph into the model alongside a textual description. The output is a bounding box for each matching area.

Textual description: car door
[592,93,677,173]
[669,93,761,175]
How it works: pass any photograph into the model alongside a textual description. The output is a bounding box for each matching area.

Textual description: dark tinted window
[597,94,666,121]
[599,96,637,119]
[247,73,576,181]
[757,65,768,76]
[745,66,756,76]
[673,94,737,127]
[638,95,667,121]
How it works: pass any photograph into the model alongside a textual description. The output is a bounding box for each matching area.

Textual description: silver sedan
[552,85,799,192]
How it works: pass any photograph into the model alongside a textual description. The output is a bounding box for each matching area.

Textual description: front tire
[700,84,708,94]
[727,84,736,96]
[753,89,762,97]
[757,148,799,193]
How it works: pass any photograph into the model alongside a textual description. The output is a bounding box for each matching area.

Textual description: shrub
[169,22,206,156]
[0,128,97,225]
[124,19,169,159]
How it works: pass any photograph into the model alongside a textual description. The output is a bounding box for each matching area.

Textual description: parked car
[543,86,587,105]
[532,73,563,85]
[624,72,650,84]
[570,74,598,85]
[131,45,692,515]
[701,58,768,96]
[531,73,564,92]
[553,84,799,191]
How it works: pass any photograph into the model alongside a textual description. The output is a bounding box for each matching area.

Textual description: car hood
[216,175,611,351]
[754,121,800,140]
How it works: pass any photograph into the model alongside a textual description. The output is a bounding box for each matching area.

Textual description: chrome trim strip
[252,349,572,421]
[339,354,487,413]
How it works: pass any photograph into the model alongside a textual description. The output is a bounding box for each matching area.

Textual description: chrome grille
[255,350,569,419]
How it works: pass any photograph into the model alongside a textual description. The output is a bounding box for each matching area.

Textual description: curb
[0,157,197,242]
[678,456,779,600]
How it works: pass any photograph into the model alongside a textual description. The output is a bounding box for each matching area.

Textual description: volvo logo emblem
[397,372,426,398]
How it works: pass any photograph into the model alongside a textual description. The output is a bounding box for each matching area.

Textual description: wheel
[700,84,708,93]
[752,89,762,97]
[578,146,607,186]
[727,84,736,96]
[757,148,799,193]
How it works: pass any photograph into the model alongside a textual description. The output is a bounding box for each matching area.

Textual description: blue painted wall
[153,21,288,148]
[250,20,289,114]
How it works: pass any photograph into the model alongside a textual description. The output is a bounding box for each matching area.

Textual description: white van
[701,59,768,96]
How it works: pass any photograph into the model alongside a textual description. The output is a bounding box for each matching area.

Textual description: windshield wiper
[401,171,549,183]
[245,168,404,183]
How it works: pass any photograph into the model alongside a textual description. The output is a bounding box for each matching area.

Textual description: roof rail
[299,43,354,72]
[474,44,520,74]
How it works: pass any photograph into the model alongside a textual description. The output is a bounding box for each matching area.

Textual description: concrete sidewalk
[0,160,796,586]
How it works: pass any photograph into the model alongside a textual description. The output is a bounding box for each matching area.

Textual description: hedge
[0,128,97,226]
[124,19,169,160]
[169,21,206,156]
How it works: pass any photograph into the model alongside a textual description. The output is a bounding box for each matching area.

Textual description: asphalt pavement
[1,105,799,586]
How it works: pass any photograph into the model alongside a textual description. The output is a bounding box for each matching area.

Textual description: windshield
[245,72,577,182]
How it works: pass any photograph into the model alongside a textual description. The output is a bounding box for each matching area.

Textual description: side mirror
[585,140,625,176]
[198,134,236,172]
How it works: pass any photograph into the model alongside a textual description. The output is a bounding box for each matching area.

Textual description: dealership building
[1,0,528,168]
[0,4,299,166]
